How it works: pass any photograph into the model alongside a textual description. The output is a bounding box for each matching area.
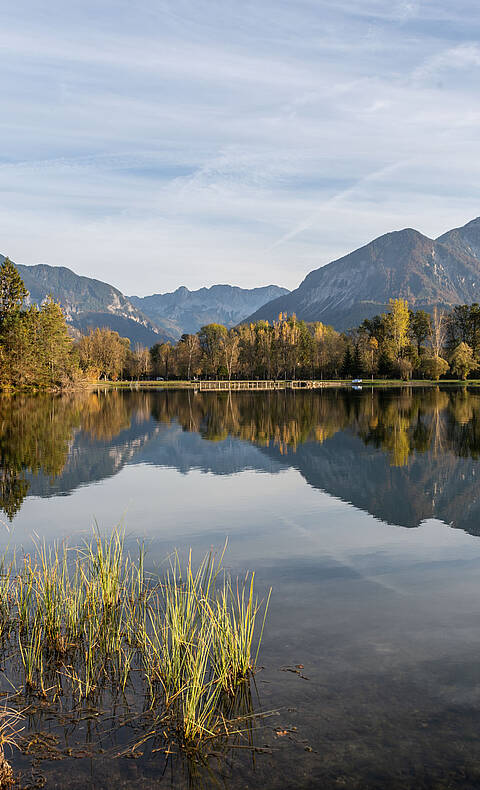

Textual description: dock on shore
[196,379,321,391]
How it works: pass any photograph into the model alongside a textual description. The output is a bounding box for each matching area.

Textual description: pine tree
[36,297,74,386]
[342,345,354,377]
[0,259,30,386]
[0,258,28,323]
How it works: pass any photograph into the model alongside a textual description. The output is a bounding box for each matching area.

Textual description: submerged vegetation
[0,530,270,768]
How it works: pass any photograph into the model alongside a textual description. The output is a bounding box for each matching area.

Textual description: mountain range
[245,216,480,329]
[0,254,287,345]
[4,215,480,342]
[8,259,165,346]
[129,284,289,339]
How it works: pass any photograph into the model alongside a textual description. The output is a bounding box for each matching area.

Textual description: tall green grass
[0,530,270,747]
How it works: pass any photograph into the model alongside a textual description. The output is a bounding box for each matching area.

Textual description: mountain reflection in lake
[5,387,480,788]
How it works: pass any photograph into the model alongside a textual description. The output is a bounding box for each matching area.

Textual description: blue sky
[1,1,479,295]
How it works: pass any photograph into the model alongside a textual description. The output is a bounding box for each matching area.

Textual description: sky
[1,0,480,296]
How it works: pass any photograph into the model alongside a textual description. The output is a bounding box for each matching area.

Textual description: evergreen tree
[36,297,75,386]
[410,310,431,355]
[0,258,30,386]
[352,344,362,377]
[0,257,28,323]
[0,262,77,389]
[342,345,353,377]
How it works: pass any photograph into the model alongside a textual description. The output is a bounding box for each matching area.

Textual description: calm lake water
[5,386,480,788]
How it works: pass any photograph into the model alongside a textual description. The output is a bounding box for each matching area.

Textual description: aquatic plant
[0,708,23,789]
[0,530,270,751]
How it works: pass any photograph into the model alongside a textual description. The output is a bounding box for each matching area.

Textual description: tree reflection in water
[3,386,480,527]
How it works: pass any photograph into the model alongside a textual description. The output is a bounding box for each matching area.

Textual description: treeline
[143,300,480,382]
[0,259,161,388]
[5,254,480,386]
[0,258,76,388]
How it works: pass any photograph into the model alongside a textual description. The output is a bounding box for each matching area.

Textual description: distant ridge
[244,217,480,330]
[130,284,289,339]
[437,216,480,261]
[0,257,169,346]
[0,255,288,344]
[7,215,480,342]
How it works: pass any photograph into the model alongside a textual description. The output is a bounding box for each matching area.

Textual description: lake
[4,386,480,789]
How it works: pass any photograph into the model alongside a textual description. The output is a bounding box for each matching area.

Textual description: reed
[0,531,270,748]
[208,574,271,696]
[0,707,23,789]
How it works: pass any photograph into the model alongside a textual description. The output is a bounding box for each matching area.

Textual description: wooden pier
[197,380,321,391]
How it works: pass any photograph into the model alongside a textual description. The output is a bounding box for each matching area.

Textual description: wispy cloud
[0,0,480,293]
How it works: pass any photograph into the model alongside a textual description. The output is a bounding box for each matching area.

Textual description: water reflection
[3,387,480,533]
[5,387,480,789]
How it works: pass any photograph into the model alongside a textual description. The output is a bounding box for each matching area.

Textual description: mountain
[0,256,169,346]
[244,218,480,330]
[1,255,288,344]
[129,284,289,339]
[437,216,480,261]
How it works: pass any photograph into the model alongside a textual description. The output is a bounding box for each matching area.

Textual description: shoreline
[93,378,480,390]
[3,378,480,394]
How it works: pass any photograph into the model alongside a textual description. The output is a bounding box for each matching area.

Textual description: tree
[470,303,480,355]
[126,344,152,380]
[0,259,30,386]
[315,326,345,379]
[358,335,379,379]
[384,298,410,360]
[198,324,227,378]
[221,330,240,380]
[0,263,77,388]
[36,297,75,386]
[410,310,431,355]
[255,322,273,379]
[447,304,472,350]
[176,334,202,379]
[429,306,447,358]
[76,328,129,380]
[0,257,28,323]
[396,357,413,381]
[238,324,258,378]
[0,307,36,387]
[450,342,479,380]
[150,342,174,379]
[342,344,354,377]
[420,355,449,381]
